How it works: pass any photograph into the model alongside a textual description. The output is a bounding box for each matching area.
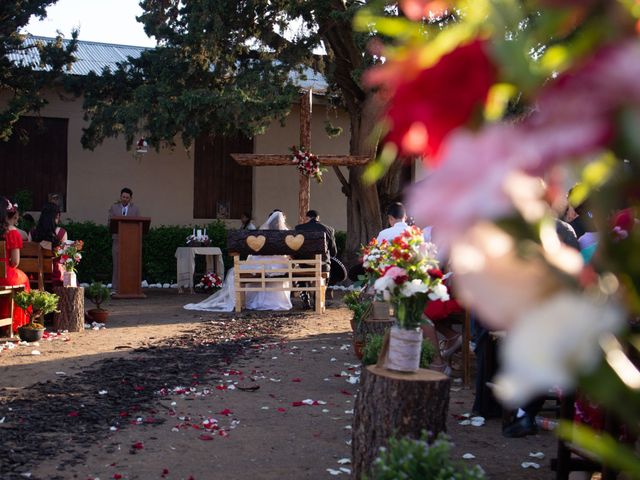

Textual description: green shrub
[63,221,112,283]
[362,334,436,367]
[369,433,485,480]
[61,220,230,284]
[344,289,371,333]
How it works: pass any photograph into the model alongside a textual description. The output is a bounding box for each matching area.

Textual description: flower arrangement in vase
[13,290,59,342]
[291,145,325,183]
[54,240,84,287]
[194,272,223,294]
[362,227,449,371]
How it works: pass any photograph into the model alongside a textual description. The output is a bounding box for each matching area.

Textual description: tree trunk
[352,365,450,479]
[53,286,85,332]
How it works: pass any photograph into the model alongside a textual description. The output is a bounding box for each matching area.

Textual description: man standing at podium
[108,188,140,292]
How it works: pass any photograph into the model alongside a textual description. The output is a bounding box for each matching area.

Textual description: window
[0,116,68,210]
[193,133,253,219]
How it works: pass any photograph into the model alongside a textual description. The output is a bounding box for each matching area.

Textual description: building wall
[5,90,352,231]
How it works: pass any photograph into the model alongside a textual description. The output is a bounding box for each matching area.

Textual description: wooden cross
[231,90,369,224]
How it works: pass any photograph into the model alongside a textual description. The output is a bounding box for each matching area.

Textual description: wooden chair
[20,241,54,291]
[227,230,329,314]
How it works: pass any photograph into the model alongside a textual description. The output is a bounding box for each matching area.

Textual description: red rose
[428,268,443,279]
[382,40,496,165]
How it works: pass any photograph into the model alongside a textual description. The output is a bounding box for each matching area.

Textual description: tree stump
[352,365,450,479]
[53,286,85,332]
[357,318,396,342]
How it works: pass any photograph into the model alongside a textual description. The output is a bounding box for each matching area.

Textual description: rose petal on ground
[67,411,79,417]
[521,462,540,469]
[337,458,351,464]
[339,467,351,474]
[327,468,342,475]
[277,408,287,413]
[31,350,40,355]
[199,434,214,441]
[98,390,108,395]
[292,401,305,407]
[463,453,476,459]
[132,441,144,449]
[218,409,233,416]
[471,416,485,427]
[529,452,545,459]
[291,378,302,382]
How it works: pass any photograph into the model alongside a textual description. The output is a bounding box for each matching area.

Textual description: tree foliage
[74,1,399,257]
[0,0,77,141]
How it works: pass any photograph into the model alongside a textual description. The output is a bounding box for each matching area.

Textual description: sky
[25,0,156,47]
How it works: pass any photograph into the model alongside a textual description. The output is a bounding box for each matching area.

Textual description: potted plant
[86,281,110,323]
[343,289,371,359]
[54,240,84,287]
[13,290,60,342]
[363,227,449,372]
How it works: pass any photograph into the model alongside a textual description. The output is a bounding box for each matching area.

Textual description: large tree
[77,0,403,261]
[0,0,77,141]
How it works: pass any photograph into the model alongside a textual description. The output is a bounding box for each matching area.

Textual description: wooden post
[53,286,85,332]
[299,89,312,225]
[352,365,450,479]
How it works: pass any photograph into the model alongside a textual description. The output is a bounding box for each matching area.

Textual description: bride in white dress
[184,211,293,312]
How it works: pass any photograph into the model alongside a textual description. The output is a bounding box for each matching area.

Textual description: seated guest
[377,202,410,243]
[0,197,31,332]
[29,202,67,285]
[240,211,257,230]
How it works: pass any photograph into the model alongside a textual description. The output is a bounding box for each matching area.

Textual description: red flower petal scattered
[199,434,214,441]
[218,408,233,416]
[113,475,122,480]
[68,411,79,417]
[277,407,287,413]
[132,442,144,449]
[291,401,305,407]
[133,385,144,391]
[340,390,353,396]
[291,378,302,382]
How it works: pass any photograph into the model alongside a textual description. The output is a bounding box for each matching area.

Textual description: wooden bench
[227,230,329,313]
[20,241,54,291]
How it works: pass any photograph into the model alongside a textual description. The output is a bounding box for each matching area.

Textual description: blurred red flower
[381,40,496,165]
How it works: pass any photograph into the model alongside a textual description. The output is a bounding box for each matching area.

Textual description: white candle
[197,229,202,238]
[204,228,207,237]
[193,228,195,236]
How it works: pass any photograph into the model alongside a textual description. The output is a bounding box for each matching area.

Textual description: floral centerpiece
[291,145,325,183]
[54,240,84,287]
[361,227,449,371]
[194,272,223,294]
[13,290,59,341]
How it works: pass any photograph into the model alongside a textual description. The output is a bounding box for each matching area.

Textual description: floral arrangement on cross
[54,240,84,272]
[361,227,449,330]
[290,145,326,183]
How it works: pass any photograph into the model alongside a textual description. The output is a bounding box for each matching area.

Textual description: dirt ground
[0,290,557,479]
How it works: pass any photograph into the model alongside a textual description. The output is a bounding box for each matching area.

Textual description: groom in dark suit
[294,209,337,309]
[108,187,141,292]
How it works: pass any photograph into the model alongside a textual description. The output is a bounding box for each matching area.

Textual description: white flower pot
[384,325,422,372]
[63,271,77,288]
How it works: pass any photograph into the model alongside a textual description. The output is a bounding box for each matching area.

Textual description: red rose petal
[291,401,304,407]
[68,411,79,417]
[132,441,144,449]
[218,408,233,416]
[199,434,214,441]
[291,378,302,382]
[113,475,122,479]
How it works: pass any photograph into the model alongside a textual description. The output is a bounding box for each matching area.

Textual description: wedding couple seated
[184,211,293,312]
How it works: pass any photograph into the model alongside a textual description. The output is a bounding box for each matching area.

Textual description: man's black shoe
[502,415,538,438]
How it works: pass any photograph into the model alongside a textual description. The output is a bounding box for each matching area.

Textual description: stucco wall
[4,90,351,231]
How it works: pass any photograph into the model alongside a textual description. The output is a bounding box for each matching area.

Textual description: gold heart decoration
[246,235,266,252]
[285,234,305,251]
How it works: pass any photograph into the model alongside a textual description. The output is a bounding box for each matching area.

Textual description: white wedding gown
[183,255,293,312]
[184,211,293,312]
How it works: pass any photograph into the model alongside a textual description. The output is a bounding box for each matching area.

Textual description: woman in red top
[0,197,31,331]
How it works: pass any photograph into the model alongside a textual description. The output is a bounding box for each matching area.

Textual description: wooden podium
[109,216,151,299]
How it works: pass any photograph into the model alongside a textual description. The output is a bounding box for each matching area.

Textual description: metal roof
[10,36,327,91]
